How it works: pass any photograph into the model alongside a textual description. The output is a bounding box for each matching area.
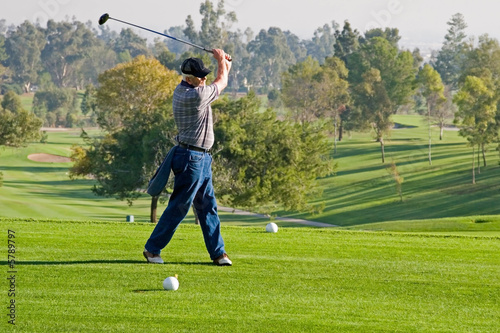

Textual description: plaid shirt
[173,80,219,149]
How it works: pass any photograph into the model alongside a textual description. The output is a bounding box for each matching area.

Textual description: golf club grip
[205,49,232,62]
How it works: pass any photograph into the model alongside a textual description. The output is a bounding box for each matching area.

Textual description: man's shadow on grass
[2,260,214,266]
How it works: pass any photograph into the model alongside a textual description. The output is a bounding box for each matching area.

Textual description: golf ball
[266,222,278,233]
[163,276,179,291]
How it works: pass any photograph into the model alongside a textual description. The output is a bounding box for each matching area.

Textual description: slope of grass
[1,218,499,332]
[274,114,500,228]
[1,115,500,233]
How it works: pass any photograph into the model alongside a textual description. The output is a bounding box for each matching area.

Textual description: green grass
[273,114,500,230]
[0,128,268,226]
[2,218,499,332]
[1,115,500,234]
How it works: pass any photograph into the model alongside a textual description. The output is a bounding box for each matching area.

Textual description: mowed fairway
[2,218,499,332]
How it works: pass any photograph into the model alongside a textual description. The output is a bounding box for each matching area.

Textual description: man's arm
[212,49,232,93]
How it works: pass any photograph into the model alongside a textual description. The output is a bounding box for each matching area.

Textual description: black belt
[178,142,211,153]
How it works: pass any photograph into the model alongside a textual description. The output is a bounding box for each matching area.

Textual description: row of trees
[0,2,351,96]
[276,13,500,185]
[0,1,469,95]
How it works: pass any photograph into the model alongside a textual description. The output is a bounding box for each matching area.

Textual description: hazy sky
[3,0,500,53]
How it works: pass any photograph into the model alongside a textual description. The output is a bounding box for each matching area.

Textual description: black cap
[181,58,211,78]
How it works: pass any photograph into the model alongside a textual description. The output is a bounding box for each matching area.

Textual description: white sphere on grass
[266,222,278,233]
[163,276,179,291]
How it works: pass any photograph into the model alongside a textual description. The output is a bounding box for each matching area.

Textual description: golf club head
[98,13,110,25]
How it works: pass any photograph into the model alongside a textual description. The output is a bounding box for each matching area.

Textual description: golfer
[144,49,232,266]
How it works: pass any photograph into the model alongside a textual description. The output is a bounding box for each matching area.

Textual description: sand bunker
[28,153,72,163]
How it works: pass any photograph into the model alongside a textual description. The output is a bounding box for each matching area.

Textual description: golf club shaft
[104,15,233,61]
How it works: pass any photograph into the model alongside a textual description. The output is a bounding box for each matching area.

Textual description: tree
[433,13,469,89]
[212,92,336,212]
[183,0,245,92]
[112,28,149,62]
[284,30,307,63]
[453,76,498,183]
[348,36,418,162]
[281,56,322,122]
[4,21,45,93]
[305,22,338,63]
[78,35,118,88]
[247,27,297,90]
[69,56,179,222]
[0,32,7,62]
[461,35,500,84]
[460,36,500,167]
[434,86,456,140]
[0,91,42,147]
[164,26,190,55]
[283,56,350,149]
[418,64,446,165]
[316,57,351,151]
[353,67,393,162]
[32,88,78,127]
[362,27,401,48]
[1,90,23,113]
[41,20,100,88]
[0,33,7,89]
[333,21,360,66]
[184,0,236,53]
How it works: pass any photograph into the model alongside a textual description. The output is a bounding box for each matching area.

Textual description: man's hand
[212,49,232,92]
[212,49,232,62]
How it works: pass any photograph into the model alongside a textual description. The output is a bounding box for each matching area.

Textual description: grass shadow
[133,289,164,293]
[4,260,215,266]
[7,260,145,265]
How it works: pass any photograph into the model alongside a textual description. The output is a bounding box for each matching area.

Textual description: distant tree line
[1,1,499,201]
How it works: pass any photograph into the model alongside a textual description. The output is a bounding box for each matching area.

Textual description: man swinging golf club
[143,49,233,266]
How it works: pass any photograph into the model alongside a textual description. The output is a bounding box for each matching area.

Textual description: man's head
[181,57,211,87]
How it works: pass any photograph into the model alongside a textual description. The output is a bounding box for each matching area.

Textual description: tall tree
[0,33,7,86]
[112,28,149,62]
[184,0,237,53]
[183,0,243,91]
[349,36,418,162]
[284,30,307,63]
[4,21,45,93]
[247,27,297,89]
[461,35,500,83]
[316,56,351,150]
[333,21,360,66]
[453,76,498,183]
[212,92,336,212]
[418,64,446,165]
[306,22,338,63]
[281,56,322,122]
[460,35,500,165]
[164,26,190,55]
[69,56,179,222]
[433,13,469,89]
[434,86,456,140]
[41,20,100,88]
[0,33,7,62]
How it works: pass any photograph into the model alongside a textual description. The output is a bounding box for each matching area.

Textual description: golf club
[98,13,231,61]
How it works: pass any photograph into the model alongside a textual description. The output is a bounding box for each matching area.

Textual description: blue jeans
[145,147,226,260]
